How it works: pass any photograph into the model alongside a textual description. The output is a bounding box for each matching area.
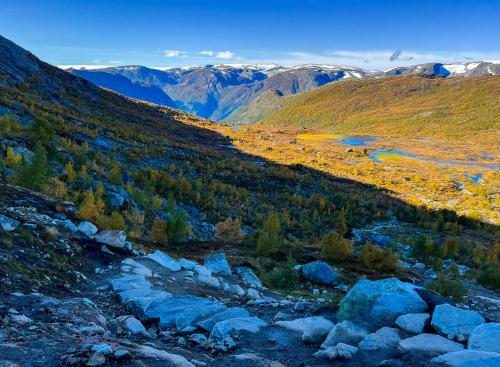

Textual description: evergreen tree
[19,142,48,190]
[335,208,348,236]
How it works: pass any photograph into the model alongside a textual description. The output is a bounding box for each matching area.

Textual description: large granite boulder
[204,253,232,276]
[399,334,464,354]
[431,304,485,340]
[77,221,98,236]
[236,267,262,288]
[468,323,500,352]
[146,250,181,271]
[431,350,500,367]
[94,230,127,248]
[198,307,250,331]
[211,317,267,339]
[358,327,403,351]
[301,261,340,286]
[321,321,369,349]
[276,316,334,344]
[0,213,20,232]
[111,275,150,293]
[395,313,430,334]
[338,278,428,332]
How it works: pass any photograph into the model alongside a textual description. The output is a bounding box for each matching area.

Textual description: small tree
[43,177,67,200]
[320,231,353,262]
[360,243,398,272]
[65,162,76,183]
[335,208,348,237]
[18,142,48,190]
[487,244,500,263]
[79,190,105,222]
[150,217,168,243]
[256,213,281,256]
[443,237,459,259]
[5,147,22,168]
[215,217,244,243]
[165,209,191,244]
[109,165,122,185]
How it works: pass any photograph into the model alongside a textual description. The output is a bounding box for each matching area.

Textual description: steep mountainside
[259,75,500,141]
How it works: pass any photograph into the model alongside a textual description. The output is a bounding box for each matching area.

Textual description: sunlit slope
[260,76,500,142]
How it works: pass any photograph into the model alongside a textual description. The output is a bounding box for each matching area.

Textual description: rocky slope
[1,185,499,366]
[67,62,499,122]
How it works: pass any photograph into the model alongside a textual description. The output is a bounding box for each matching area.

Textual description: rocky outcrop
[468,323,500,352]
[146,250,181,271]
[235,267,263,288]
[0,213,20,231]
[275,316,334,344]
[338,278,428,331]
[395,313,430,334]
[431,304,485,340]
[301,260,340,286]
[204,253,232,276]
[399,334,464,354]
[94,230,127,249]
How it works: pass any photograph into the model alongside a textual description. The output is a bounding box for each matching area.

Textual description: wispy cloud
[163,49,187,58]
[215,51,235,59]
[200,50,214,56]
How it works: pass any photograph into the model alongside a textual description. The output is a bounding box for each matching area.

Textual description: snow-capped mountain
[68,61,499,121]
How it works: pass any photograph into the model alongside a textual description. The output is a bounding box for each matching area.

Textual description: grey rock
[179,258,197,270]
[301,260,340,286]
[0,213,20,232]
[236,267,262,288]
[94,230,127,248]
[117,315,150,337]
[247,288,261,300]
[111,275,150,293]
[77,221,98,236]
[114,349,131,361]
[359,327,403,351]
[211,316,267,339]
[431,304,485,340]
[321,321,369,349]
[468,323,500,352]
[62,219,78,233]
[399,333,463,354]
[91,344,113,355]
[314,343,358,360]
[338,278,428,332]
[204,253,232,276]
[276,316,334,344]
[146,250,181,271]
[431,350,500,367]
[395,313,430,334]
[198,307,250,331]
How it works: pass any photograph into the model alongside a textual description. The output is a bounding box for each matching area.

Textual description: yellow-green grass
[296,133,345,141]
[260,75,500,144]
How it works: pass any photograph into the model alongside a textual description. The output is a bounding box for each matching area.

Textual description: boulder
[229,284,246,297]
[77,221,98,236]
[358,327,403,351]
[0,213,20,232]
[111,275,150,293]
[133,345,195,367]
[204,253,232,276]
[179,258,197,270]
[468,323,500,352]
[414,288,454,309]
[301,261,340,286]
[117,315,150,337]
[196,273,220,289]
[211,317,267,339]
[236,267,262,288]
[247,288,261,300]
[321,321,369,349]
[395,313,430,334]
[146,250,181,271]
[198,307,250,331]
[337,278,428,331]
[62,219,78,233]
[121,258,152,277]
[399,334,463,355]
[119,289,172,318]
[276,316,334,344]
[370,234,391,248]
[94,230,127,249]
[431,304,485,340]
[431,350,500,367]
[314,343,359,360]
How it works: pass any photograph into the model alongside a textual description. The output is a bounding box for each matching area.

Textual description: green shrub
[256,213,281,256]
[427,276,467,301]
[320,231,353,263]
[262,257,299,290]
[477,263,500,291]
[359,243,398,272]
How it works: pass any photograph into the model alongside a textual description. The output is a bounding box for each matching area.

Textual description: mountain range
[67,61,499,122]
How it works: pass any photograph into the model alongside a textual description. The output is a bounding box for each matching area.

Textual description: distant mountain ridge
[67,61,499,122]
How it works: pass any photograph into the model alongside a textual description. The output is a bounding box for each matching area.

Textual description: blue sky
[1,0,499,69]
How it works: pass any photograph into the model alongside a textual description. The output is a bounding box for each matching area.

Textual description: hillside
[259,75,500,142]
